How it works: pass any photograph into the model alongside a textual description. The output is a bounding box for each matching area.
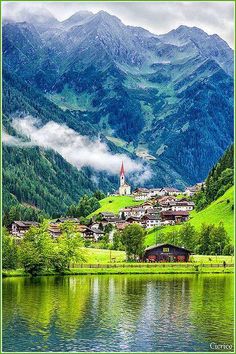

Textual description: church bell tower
[120,161,125,186]
[119,161,131,195]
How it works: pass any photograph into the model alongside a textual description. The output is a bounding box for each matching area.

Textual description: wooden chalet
[161,210,189,224]
[11,221,39,238]
[125,216,142,225]
[143,243,191,262]
[141,214,161,228]
[81,227,104,242]
[99,212,116,218]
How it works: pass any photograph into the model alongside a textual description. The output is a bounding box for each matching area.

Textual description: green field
[89,196,143,217]
[82,250,233,265]
[83,248,126,263]
[146,187,234,245]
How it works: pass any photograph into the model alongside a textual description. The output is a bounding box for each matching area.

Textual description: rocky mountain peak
[61,10,94,28]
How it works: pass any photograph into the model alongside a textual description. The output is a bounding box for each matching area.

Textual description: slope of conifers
[2,72,119,220]
[194,144,234,210]
[145,186,234,246]
[3,146,97,218]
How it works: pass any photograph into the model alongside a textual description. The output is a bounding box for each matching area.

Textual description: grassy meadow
[83,248,126,263]
[89,195,143,216]
[82,249,233,265]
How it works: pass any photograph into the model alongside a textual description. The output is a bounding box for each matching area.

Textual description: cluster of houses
[9,162,200,243]
[99,195,194,230]
[117,162,203,198]
[10,195,195,242]
[132,184,203,200]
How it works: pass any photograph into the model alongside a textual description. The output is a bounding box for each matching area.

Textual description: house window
[163,247,169,252]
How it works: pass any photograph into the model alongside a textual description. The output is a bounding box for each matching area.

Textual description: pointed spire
[120,161,125,176]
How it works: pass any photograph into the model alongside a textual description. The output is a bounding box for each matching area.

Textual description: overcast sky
[2,1,235,47]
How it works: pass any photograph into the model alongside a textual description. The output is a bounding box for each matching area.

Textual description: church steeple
[120,161,125,176]
[118,161,131,195]
[120,161,125,186]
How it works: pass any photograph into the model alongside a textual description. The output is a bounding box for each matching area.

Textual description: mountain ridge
[2,9,234,217]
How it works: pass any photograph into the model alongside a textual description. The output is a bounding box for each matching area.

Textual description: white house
[171,201,195,211]
[142,215,161,229]
[134,193,150,201]
[149,188,165,197]
[184,186,198,197]
[11,221,39,238]
[162,187,181,196]
[160,201,194,212]
[119,207,146,218]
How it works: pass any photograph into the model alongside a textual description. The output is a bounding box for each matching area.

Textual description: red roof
[120,161,125,176]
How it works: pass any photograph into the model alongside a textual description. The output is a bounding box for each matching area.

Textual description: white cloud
[2,129,33,147]
[2,1,234,47]
[4,116,152,182]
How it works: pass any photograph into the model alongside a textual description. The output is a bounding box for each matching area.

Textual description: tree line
[66,191,105,218]
[3,190,105,227]
[3,221,233,275]
[3,222,85,275]
[150,222,233,256]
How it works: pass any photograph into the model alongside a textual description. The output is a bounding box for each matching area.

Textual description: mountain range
[2,8,234,216]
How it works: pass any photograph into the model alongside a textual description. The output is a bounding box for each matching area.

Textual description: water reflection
[2,274,234,352]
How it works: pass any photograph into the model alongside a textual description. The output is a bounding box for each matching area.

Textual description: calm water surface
[2,274,234,352]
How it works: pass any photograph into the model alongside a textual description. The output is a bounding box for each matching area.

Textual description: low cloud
[4,116,152,182]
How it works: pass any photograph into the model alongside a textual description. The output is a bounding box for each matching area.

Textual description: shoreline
[2,265,234,277]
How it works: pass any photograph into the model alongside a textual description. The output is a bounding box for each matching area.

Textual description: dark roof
[13,221,39,227]
[161,211,189,216]
[130,207,146,211]
[142,215,160,220]
[53,218,80,223]
[134,188,150,192]
[146,207,160,212]
[100,212,115,217]
[90,227,104,234]
[102,217,121,222]
[126,216,141,221]
[161,201,194,207]
[163,188,180,192]
[145,243,191,253]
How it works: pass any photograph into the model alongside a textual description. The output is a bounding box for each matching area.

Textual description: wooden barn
[143,243,191,262]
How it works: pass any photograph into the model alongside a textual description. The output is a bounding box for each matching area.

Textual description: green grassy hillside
[146,186,234,246]
[83,248,126,263]
[89,196,143,216]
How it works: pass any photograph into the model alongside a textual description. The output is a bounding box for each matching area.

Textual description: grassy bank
[3,264,234,277]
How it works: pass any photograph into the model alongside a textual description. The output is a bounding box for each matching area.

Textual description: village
[10,162,202,244]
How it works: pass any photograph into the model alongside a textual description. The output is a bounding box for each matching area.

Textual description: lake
[2,274,234,352]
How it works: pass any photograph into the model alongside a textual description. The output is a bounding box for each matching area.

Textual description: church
[119,162,131,196]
